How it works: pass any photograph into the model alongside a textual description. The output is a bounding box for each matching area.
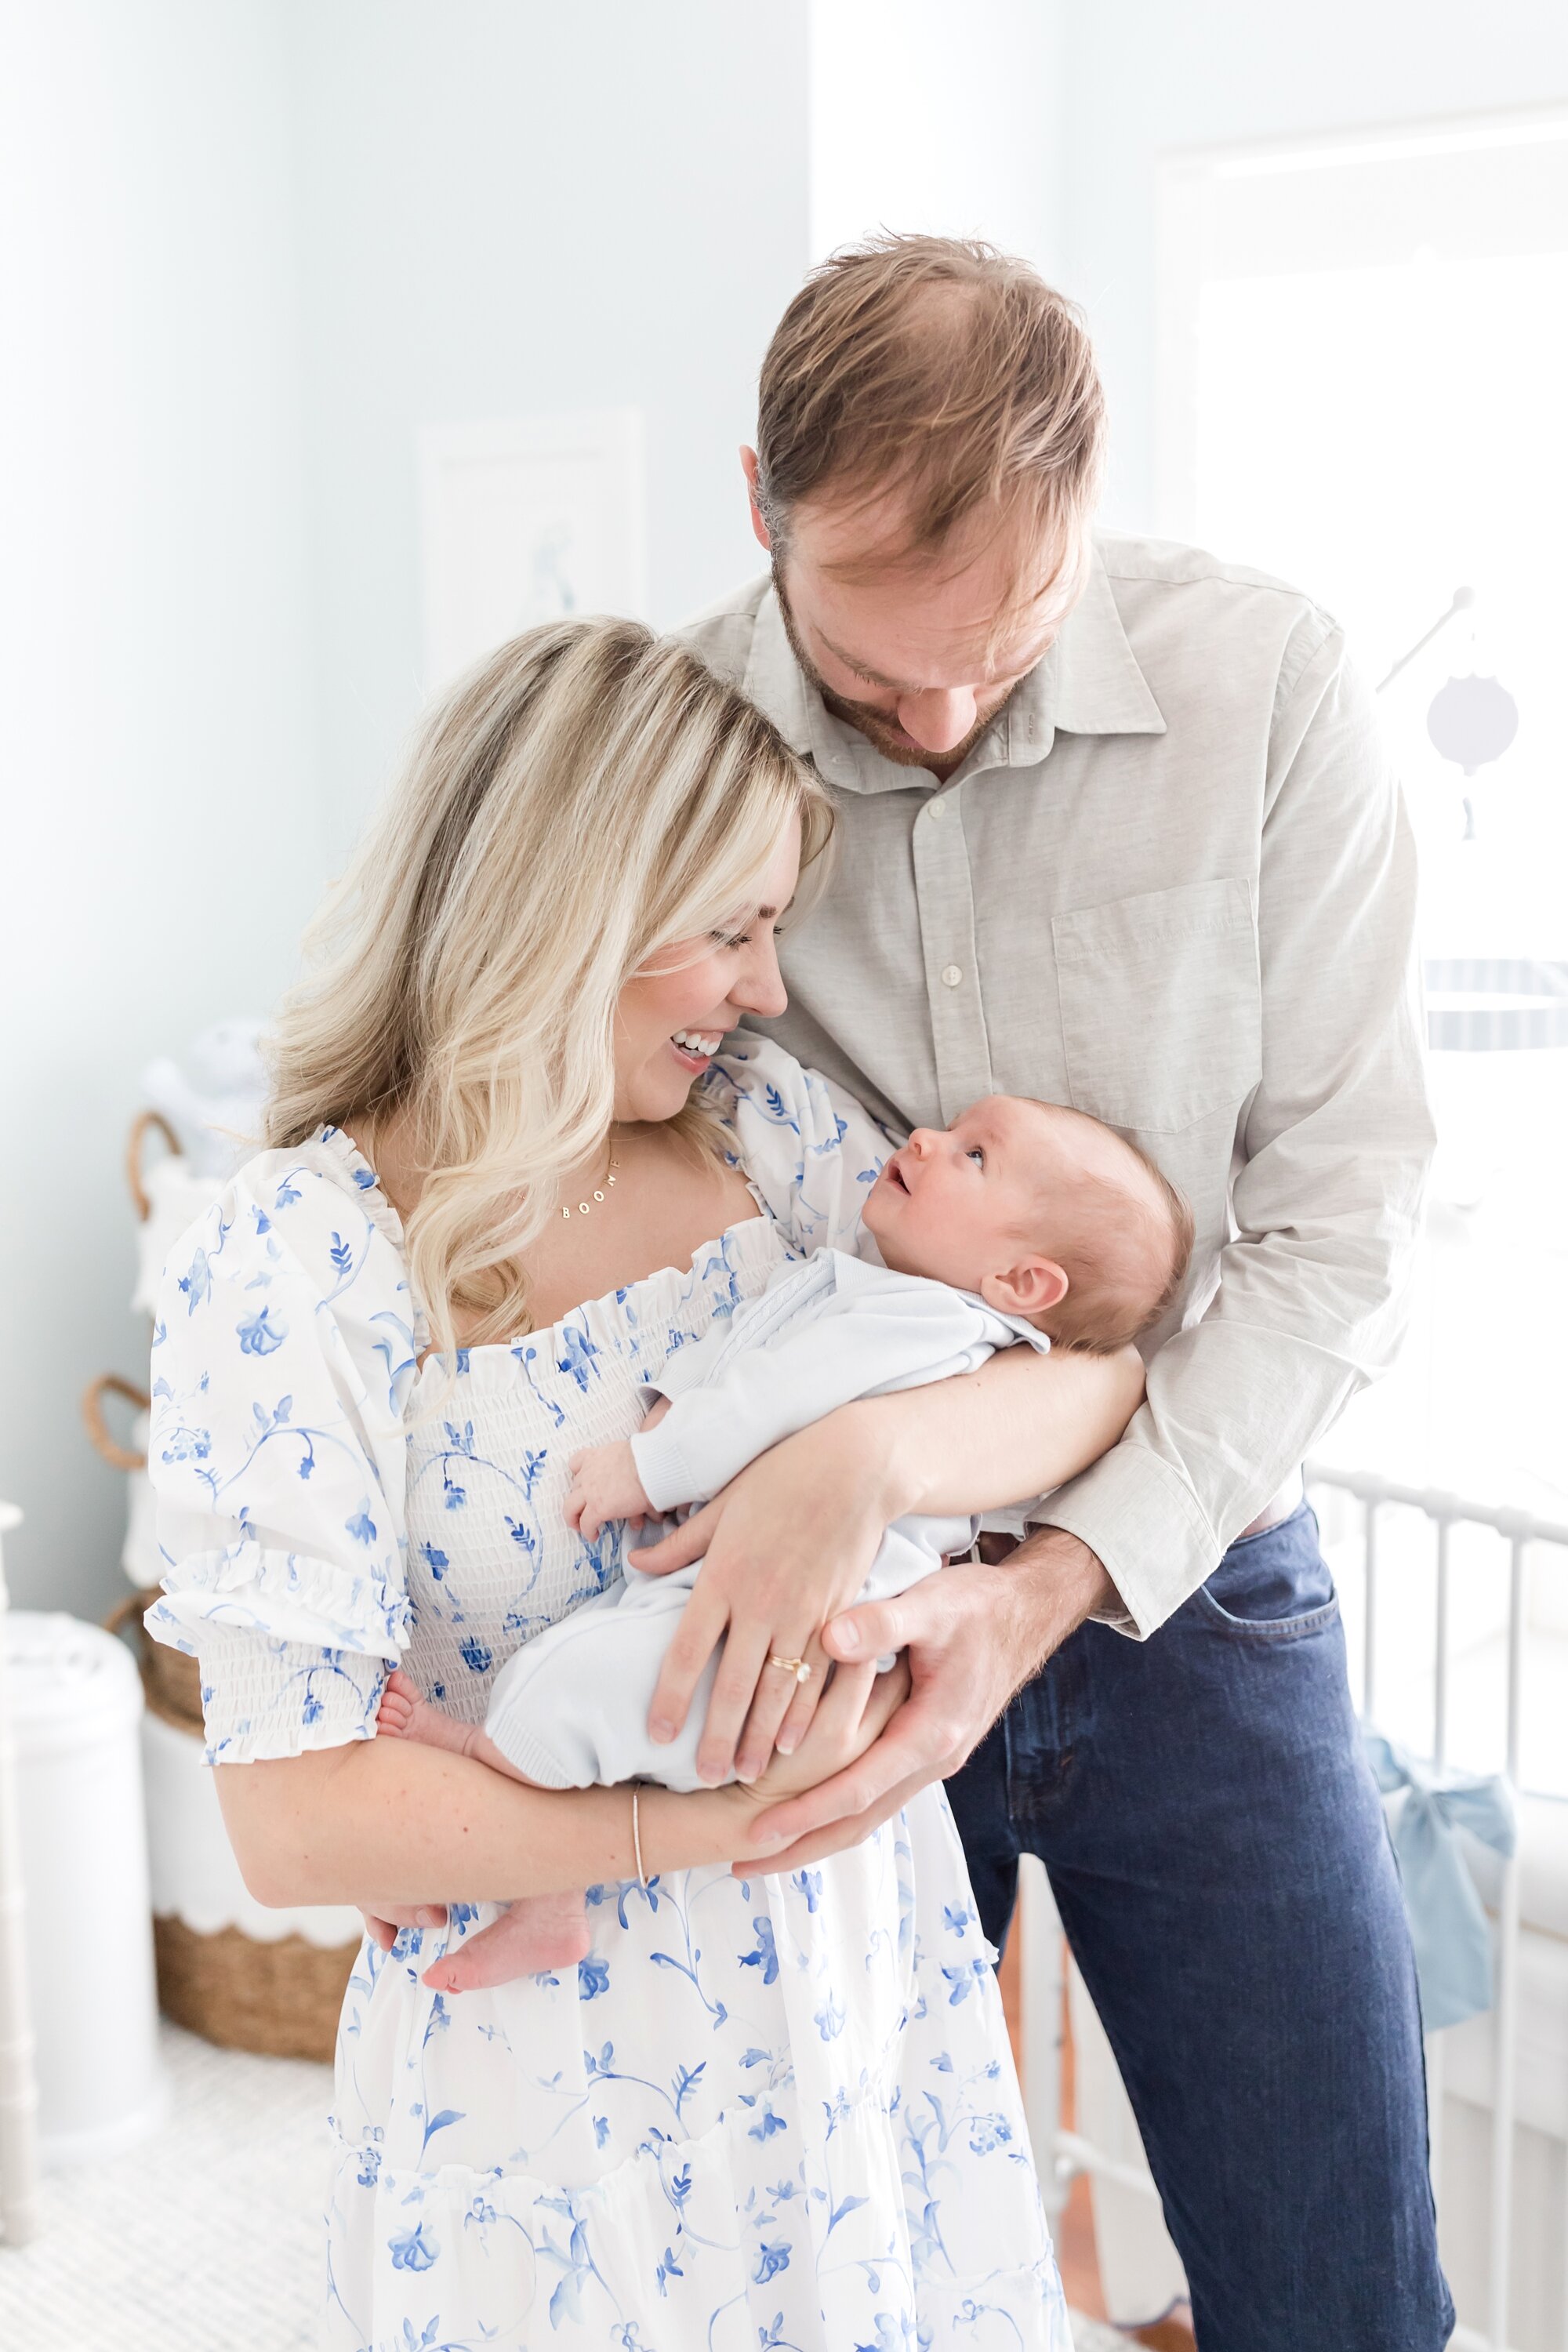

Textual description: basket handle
[125,1109,181,1222]
[82,1373,151,1472]
[103,1586,160,1640]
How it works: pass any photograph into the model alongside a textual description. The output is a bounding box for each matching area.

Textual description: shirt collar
[740,539,1166,797]
[741,586,877,792]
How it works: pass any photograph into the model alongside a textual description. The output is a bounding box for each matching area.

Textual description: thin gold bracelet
[631,1784,648,1889]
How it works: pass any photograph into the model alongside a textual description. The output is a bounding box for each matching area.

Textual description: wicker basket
[107,1591,357,2062]
[107,1589,204,1733]
[150,1916,355,2063]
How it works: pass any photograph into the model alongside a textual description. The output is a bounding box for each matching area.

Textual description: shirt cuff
[1031,1443,1220,1640]
[630,1421,706,1515]
[149,1614,386,1764]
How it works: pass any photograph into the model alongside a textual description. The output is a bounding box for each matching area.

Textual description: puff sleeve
[143,1134,423,1763]
[706,1035,894,1258]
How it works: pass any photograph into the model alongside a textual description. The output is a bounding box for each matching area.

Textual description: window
[1158,111,1568,1781]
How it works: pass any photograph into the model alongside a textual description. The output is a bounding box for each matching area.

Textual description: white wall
[0,0,815,1620]
[1057,0,1568,528]
[282,0,812,844]
[0,2,325,1616]
[808,0,1067,274]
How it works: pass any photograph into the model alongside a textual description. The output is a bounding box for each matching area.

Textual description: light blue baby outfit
[485,1245,1050,1791]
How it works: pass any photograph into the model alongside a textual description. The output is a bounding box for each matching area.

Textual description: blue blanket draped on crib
[1365,1730,1516,2033]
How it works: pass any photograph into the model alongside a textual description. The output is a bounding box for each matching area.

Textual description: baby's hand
[564,1439,654,1541]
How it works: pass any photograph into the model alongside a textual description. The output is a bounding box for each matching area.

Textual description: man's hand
[734,1528,1112,1872]
[564,1438,655,1542]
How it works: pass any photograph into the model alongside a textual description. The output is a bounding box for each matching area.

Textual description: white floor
[0,2024,332,2350]
[0,2023,1122,2349]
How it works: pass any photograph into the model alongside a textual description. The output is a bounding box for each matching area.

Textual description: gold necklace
[559,1142,622,1221]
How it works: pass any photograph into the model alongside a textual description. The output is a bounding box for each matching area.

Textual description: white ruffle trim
[149,1538,408,1656]
[145,1617,387,1762]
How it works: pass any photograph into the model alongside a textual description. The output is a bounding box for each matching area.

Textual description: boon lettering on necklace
[561,1151,621,1220]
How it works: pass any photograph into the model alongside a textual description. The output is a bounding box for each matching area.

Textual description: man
[678,236,1448,2349]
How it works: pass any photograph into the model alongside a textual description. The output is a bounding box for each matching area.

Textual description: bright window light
[1159,111,1568,1782]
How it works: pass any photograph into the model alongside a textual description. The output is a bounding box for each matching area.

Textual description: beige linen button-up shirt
[678,535,1435,1638]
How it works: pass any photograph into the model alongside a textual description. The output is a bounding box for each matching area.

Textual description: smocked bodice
[402,1213,791,1719]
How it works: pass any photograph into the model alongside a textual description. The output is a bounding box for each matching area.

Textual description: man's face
[746,454,1090,771]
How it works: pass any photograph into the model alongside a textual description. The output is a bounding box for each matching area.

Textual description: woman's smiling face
[612,818,802,1123]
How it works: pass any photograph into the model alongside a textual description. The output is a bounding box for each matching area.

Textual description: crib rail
[1021,1461,1568,2352]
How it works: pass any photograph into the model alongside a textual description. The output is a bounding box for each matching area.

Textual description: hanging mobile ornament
[1425,670,1519,840]
[1377,586,1519,838]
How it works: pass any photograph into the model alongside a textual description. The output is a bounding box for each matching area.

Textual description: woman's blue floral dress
[147,1039,1069,2351]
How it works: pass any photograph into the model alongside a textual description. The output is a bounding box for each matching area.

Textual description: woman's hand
[630,1405,901,1785]
[630,1341,1143,1788]
[737,1530,1112,1872]
[742,1651,909,1806]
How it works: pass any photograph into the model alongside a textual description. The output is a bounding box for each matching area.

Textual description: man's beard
[772,568,1001,772]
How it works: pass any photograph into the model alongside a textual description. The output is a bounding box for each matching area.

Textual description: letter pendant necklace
[559,1142,622,1221]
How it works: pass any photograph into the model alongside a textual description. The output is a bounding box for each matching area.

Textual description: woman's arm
[631,1341,1144,1783]
[214,1648,906,1910]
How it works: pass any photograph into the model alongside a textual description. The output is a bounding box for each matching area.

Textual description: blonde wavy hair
[266,618,833,1354]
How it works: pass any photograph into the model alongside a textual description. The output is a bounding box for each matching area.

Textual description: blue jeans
[945,1503,1454,2350]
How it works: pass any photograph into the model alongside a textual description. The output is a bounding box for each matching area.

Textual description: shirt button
[941,964,963,989]
[925,796,948,820]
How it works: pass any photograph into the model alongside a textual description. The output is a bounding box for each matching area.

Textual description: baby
[377,1093,1192,1991]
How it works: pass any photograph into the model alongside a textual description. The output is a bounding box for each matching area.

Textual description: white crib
[1018,1463,1568,2352]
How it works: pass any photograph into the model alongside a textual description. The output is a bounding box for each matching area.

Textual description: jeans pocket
[1192,1503,1341,1642]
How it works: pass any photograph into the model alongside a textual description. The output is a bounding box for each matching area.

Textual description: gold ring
[768,1654,812,1684]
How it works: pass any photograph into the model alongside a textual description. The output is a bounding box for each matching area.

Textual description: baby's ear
[979,1256,1068,1318]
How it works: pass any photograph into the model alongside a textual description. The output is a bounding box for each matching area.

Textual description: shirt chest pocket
[1051,877,1261,1134]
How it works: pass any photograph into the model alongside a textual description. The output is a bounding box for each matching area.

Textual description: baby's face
[863,1096,1068,1301]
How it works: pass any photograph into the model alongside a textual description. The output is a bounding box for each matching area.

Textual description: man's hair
[1033,1119,1196,1356]
[756,233,1106,581]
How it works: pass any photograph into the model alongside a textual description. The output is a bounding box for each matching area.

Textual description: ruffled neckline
[413,1207,782,1382]
[309,1118,786,1379]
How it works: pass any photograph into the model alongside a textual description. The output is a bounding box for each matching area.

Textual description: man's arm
[1040,618,1435,1637]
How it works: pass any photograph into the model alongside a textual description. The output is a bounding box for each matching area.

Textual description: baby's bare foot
[376,1668,479,1759]
[422,1893,592,1993]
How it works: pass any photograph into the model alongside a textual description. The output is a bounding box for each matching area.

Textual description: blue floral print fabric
[147,1037,1069,2350]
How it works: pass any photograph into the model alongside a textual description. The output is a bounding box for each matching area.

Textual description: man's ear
[979,1257,1069,1319]
[741,446,771,553]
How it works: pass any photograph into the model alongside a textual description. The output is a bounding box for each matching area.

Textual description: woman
[147,619,1139,2349]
